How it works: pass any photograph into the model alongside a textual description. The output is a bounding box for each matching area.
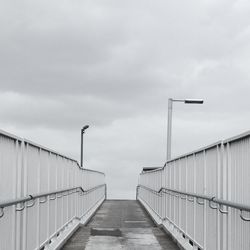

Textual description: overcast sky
[1,0,250,198]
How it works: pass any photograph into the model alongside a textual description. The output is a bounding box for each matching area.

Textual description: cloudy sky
[1,0,250,198]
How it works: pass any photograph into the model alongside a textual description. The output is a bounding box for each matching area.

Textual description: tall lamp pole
[81,125,89,167]
[167,98,204,161]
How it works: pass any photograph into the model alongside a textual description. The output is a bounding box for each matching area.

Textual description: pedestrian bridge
[0,129,250,250]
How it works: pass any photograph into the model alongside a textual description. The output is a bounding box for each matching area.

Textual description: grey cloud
[1,0,249,98]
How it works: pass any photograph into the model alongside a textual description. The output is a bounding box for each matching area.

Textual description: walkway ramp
[62,200,179,250]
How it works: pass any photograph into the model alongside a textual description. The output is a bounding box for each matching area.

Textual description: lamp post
[81,125,89,167]
[167,98,203,161]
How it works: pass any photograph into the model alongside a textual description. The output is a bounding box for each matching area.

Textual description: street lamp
[167,98,203,161]
[81,125,89,167]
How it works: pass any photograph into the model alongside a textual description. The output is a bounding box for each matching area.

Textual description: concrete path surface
[62,200,179,250]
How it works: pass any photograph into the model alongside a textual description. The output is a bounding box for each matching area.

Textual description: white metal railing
[137,130,250,250]
[0,129,106,250]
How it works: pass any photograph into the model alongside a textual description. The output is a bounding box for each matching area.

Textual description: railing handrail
[0,128,23,141]
[0,129,105,176]
[138,185,250,212]
[140,130,250,175]
[166,140,222,164]
[223,130,250,144]
[78,165,105,175]
[24,139,105,175]
[0,184,106,209]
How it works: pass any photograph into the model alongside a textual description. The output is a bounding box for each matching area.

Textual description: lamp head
[184,99,204,104]
[82,125,89,131]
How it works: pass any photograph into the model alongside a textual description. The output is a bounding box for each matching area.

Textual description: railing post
[221,142,227,250]
[16,139,23,250]
[105,184,107,200]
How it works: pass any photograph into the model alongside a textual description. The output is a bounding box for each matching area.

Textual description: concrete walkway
[62,200,179,250]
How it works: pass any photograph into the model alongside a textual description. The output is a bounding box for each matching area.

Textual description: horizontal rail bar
[137,185,162,196]
[138,185,250,212]
[0,184,106,209]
